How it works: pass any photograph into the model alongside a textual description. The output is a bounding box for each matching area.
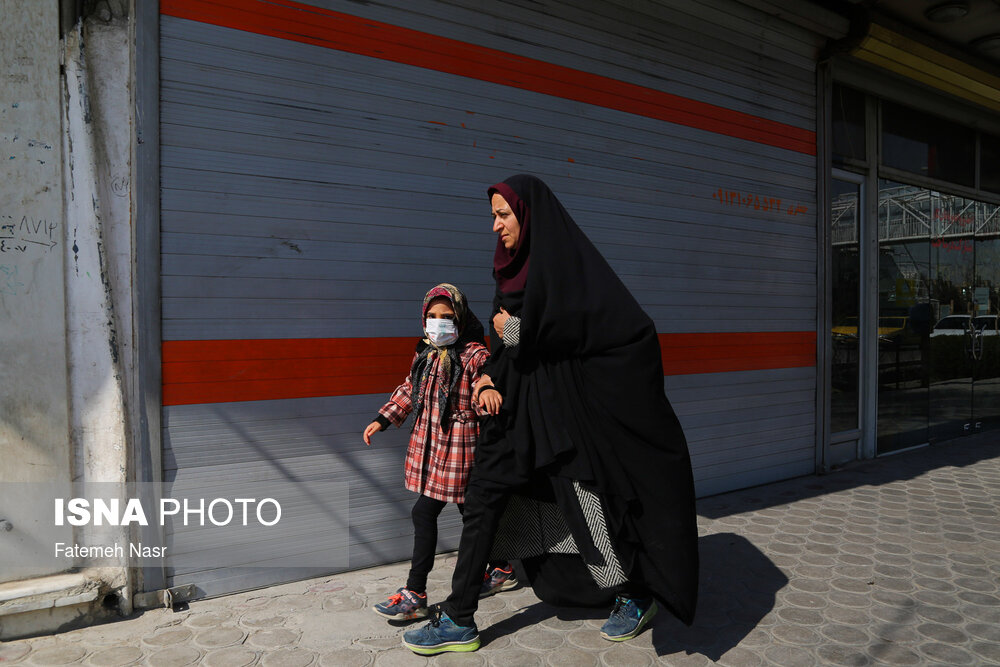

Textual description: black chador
[441,174,699,627]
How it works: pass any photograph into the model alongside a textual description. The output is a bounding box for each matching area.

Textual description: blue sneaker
[479,564,518,598]
[372,587,428,620]
[402,608,480,655]
[600,595,658,641]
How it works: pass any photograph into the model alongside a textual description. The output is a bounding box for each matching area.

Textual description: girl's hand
[493,308,510,338]
[478,387,503,415]
[363,421,381,446]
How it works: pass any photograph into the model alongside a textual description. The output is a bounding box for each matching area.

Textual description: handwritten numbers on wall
[0,214,59,297]
[712,188,808,216]
[0,213,59,255]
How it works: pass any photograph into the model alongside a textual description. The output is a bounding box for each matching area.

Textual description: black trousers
[407,493,509,595]
[439,473,513,626]
[439,471,649,627]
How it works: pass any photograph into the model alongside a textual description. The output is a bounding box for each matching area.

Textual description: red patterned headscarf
[410,283,485,427]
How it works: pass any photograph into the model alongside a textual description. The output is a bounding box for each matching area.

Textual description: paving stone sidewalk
[1,433,999,665]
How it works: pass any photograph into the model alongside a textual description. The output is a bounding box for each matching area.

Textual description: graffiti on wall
[0,213,59,296]
[712,188,809,216]
[1,214,59,253]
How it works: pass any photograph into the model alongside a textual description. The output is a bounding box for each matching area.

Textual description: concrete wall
[0,0,75,584]
[0,0,136,638]
[62,3,135,601]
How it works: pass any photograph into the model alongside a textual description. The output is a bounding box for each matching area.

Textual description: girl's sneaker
[372,587,428,620]
[479,565,518,597]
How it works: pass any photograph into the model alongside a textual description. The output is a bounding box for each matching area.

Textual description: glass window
[832,84,865,162]
[981,133,1000,194]
[934,316,971,330]
[973,202,1000,432]
[831,178,861,433]
[881,101,975,186]
[877,180,931,453]
[972,315,997,331]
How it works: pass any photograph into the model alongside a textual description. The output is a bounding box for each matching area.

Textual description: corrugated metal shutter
[159,0,824,595]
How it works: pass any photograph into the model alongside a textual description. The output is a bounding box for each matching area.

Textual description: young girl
[364,283,515,621]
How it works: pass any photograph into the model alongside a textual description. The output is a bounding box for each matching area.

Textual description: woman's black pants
[438,470,648,628]
[439,472,515,626]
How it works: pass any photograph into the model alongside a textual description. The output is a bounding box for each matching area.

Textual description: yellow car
[832,317,909,341]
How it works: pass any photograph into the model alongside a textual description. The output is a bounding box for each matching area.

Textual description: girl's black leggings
[406,495,462,593]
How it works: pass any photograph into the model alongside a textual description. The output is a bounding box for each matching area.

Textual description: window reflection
[981,133,1000,194]
[835,85,1000,450]
[832,84,865,162]
[875,182,1000,449]
[877,181,931,453]
[881,102,975,186]
[831,179,860,433]
[974,202,1000,432]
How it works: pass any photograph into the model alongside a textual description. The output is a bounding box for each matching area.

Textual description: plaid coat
[378,341,490,504]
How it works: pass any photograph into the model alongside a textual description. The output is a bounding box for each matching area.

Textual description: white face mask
[425,318,459,347]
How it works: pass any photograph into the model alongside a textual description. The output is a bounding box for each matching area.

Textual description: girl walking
[364,283,515,621]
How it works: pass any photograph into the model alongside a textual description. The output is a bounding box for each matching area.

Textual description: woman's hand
[493,308,510,338]
[473,374,493,395]
[363,421,381,446]
[478,387,503,415]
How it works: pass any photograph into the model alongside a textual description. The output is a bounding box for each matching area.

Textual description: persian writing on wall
[0,213,59,296]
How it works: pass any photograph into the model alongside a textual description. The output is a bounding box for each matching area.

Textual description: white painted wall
[62,12,134,596]
[0,0,134,625]
[0,0,75,584]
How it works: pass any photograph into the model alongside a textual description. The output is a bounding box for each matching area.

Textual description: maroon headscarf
[489,180,531,293]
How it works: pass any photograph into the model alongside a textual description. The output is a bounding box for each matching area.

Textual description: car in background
[974,315,998,336]
[876,316,909,343]
[832,316,910,341]
[931,315,972,337]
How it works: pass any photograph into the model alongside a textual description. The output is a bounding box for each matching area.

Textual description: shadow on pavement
[481,532,787,660]
[649,532,787,659]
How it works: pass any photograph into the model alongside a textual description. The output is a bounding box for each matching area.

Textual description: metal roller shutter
[159,0,825,596]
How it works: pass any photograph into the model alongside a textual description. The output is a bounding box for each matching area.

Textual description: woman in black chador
[403,174,699,655]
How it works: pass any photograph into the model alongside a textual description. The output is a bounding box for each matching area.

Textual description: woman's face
[491,193,520,250]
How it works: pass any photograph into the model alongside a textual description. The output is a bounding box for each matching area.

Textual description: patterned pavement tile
[3,436,998,666]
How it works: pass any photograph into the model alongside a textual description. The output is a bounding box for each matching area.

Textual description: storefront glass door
[927,189,975,442]
[875,181,1000,453]
[973,204,1000,432]
[876,181,931,453]
[830,178,862,436]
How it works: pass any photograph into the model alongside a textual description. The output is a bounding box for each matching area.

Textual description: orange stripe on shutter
[659,331,816,375]
[162,332,816,406]
[160,0,816,154]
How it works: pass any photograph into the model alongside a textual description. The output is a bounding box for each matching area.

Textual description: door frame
[132,0,166,594]
[828,169,868,464]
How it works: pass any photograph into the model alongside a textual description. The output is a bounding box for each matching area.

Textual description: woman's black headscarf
[479,174,699,625]
[409,283,485,428]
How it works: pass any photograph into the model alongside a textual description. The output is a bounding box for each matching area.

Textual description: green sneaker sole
[600,601,658,642]
[403,636,481,655]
